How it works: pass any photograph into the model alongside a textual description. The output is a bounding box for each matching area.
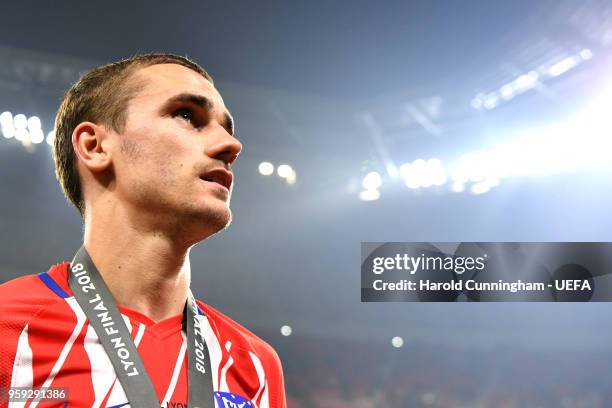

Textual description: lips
[200,168,233,190]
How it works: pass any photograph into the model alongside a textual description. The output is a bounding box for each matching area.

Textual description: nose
[205,124,242,166]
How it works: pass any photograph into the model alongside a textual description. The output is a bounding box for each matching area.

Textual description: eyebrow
[163,92,235,136]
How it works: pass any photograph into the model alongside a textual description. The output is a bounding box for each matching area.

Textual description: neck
[83,203,193,323]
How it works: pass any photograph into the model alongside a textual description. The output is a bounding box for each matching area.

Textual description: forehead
[130,63,225,108]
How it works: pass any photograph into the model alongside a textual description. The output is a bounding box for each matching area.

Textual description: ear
[72,122,112,173]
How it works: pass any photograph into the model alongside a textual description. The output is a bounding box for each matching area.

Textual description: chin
[189,205,233,240]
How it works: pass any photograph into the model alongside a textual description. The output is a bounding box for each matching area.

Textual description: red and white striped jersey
[0,262,286,408]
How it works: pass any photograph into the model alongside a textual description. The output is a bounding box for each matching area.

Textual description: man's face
[109,63,242,241]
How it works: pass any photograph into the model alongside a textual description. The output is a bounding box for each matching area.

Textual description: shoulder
[0,265,67,316]
[0,262,72,330]
[196,300,286,408]
[0,263,72,386]
[196,300,282,365]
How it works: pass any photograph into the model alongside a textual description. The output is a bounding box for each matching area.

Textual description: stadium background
[2,1,612,406]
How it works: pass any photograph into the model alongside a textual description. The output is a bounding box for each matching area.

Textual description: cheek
[119,137,143,160]
[125,160,182,209]
[117,127,200,192]
[142,155,196,195]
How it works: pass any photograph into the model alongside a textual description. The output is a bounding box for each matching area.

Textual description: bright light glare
[427,158,447,186]
[400,162,420,189]
[399,159,447,189]
[1,125,15,139]
[548,56,578,77]
[258,161,274,176]
[27,116,41,131]
[1,111,15,139]
[30,128,44,144]
[471,93,485,110]
[515,71,538,90]
[483,95,499,110]
[420,162,434,187]
[471,98,482,110]
[451,103,611,185]
[471,181,492,195]
[0,111,13,127]
[500,84,515,100]
[370,74,612,196]
[579,49,593,60]
[277,164,293,178]
[450,182,465,193]
[286,170,297,185]
[13,114,27,129]
[15,128,30,142]
[391,336,404,348]
[362,171,382,190]
[386,163,398,178]
[280,325,292,336]
[46,130,56,146]
[359,189,380,201]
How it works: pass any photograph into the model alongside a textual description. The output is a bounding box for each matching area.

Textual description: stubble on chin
[134,184,233,243]
[183,200,233,241]
[124,154,233,242]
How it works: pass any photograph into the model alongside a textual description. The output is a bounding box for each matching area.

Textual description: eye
[172,107,198,126]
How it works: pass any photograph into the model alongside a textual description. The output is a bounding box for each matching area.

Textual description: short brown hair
[53,53,213,215]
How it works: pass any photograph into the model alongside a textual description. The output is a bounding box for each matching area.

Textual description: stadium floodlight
[579,48,593,60]
[426,158,447,186]
[0,111,13,128]
[359,189,380,201]
[412,159,426,172]
[398,158,448,189]
[547,56,578,77]
[30,128,44,144]
[473,151,497,182]
[450,182,465,193]
[0,111,12,122]
[258,161,274,176]
[470,180,493,195]
[420,163,435,188]
[280,325,292,336]
[471,151,498,182]
[391,336,404,348]
[448,102,608,188]
[386,163,398,178]
[27,116,42,131]
[498,71,539,102]
[362,171,382,190]
[471,94,485,110]
[286,170,297,185]
[487,177,500,188]
[46,130,56,146]
[400,161,422,189]
[471,47,593,114]
[13,114,28,130]
[449,150,509,188]
[458,153,482,183]
[500,83,515,100]
[277,164,293,178]
[1,124,15,139]
[450,164,468,184]
[14,128,30,144]
[1,111,15,139]
[398,163,410,177]
[515,71,539,90]
[565,78,612,169]
[412,159,427,187]
[483,94,499,110]
[368,70,612,198]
